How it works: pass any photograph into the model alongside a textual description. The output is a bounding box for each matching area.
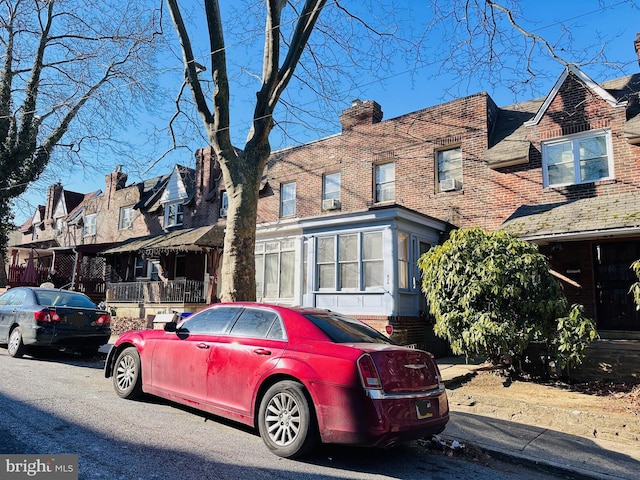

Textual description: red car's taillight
[34,309,61,323]
[96,314,111,326]
[357,354,382,389]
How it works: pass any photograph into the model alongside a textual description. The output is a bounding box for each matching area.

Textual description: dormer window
[54,218,65,236]
[542,130,614,187]
[84,214,97,237]
[220,192,228,218]
[165,202,184,227]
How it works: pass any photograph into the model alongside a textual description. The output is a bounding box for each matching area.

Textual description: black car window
[0,289,26,306]
[180,306,239,335]
[304,311,393,344]
[229,309,284,339]
[35,290,96,308]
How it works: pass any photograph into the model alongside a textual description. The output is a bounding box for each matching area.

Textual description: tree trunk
[0,252,7,288]
[218,151,265,302]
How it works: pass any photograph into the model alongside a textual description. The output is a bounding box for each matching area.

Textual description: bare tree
[0,0,163,285]
[166,0,635,302]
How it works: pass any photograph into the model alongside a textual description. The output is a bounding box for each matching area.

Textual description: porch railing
[106,279,206,304]
[8,265,50,287]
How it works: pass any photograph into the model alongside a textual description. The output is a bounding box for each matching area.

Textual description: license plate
[416,399,433,419]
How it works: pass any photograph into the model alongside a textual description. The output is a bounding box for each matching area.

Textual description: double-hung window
[281,182,296,217]
[165,202,184,227]
[84,214,97,237]
[317,231,383,290]
[397,232,409,289]
[375,163,395,203]
[255,240,295,300]
[437,147,463,191]
[322,172,341,209]
[542,130,613,187]
[119,206,134,230]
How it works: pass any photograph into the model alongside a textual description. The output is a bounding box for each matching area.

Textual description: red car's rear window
[303,311,393,344]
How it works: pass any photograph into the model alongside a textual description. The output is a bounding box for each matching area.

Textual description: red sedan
[104,303,449,458]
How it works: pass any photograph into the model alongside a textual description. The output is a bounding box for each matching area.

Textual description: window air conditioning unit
[322,198,341,210]
[439,178,462,192]
[219,208,227,218]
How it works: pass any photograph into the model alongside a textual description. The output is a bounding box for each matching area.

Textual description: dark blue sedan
[0,287,111,358]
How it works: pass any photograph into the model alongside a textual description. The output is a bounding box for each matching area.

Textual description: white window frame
[542,129,614,188]
[134,257,159,280]
[397,232,410,290]
[164,202,184,227]
[84,214,97,237]
[119,206,134,230]
[316,231,384,291]
[54,218,65,236]
[220,191,229,217]
[280,182,296,217]
[255,239,296,301]
[322,172,341,201]
[375,162,395,203]
[437,147,463,190]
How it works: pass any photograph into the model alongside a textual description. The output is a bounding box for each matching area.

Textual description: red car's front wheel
[113,347,143,399]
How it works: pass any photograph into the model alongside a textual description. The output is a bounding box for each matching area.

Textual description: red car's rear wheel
[258,381,318,458]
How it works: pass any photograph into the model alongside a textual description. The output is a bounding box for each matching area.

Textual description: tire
[113,347,143,399]
[8,327,26,358]
[257,380,318,458]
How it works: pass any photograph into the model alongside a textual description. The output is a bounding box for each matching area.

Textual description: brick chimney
[44,181,63,225]
[635,33,640,68]
[194,146,223,200]
[340,99,383,131]
[105,165,127,195]
[103,165,127,212]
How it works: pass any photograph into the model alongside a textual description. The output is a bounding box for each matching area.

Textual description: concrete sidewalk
[437,357,640,480]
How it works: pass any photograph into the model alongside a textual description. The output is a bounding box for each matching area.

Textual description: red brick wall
[258,93,495,226]
[259,81,640,234]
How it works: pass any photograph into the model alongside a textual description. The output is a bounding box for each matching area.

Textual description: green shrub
[418,227,595,369]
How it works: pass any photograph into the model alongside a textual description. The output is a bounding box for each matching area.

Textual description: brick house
[252,61,640,350]
[10,155,227,315]
[9,39,640,358]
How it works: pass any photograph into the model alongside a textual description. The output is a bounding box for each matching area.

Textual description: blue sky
[12,0,640,226]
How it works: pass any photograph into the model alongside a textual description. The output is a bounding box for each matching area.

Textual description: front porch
[105,279,210,318]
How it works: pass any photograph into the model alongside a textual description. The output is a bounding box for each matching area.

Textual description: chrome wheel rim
[264,391,301,446]
[8,330,20,355]
[115,353,136,392]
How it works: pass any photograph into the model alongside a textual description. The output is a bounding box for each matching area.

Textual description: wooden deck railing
[7,265,50,287]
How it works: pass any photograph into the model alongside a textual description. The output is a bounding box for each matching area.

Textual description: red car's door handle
[196,343,210,349]
[253,348,271,356]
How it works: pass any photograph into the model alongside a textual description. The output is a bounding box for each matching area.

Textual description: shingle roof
[486,71,640,166]
[99,225,225,255]
[501,191,640,240]
[485,98,542,167]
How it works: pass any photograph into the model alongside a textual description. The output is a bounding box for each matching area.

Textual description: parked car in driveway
[0,287,111,358]
[104,302,449,458]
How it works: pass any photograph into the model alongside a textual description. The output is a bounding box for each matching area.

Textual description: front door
[593,241,640,331]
